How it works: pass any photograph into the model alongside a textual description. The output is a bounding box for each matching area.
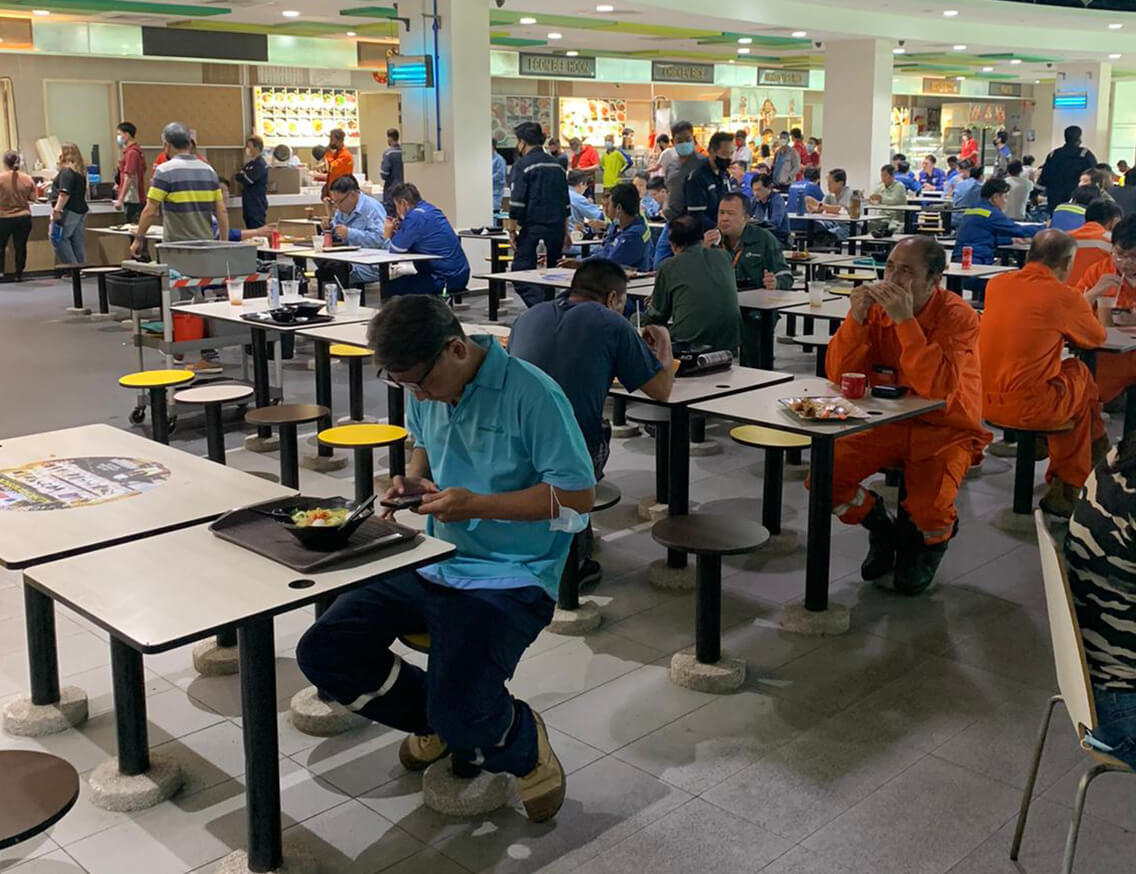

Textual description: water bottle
[268,275,281,309]
[536,239,548,274]
[324,282,339,315]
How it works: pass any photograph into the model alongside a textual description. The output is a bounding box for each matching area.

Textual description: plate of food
[779,396,868,421]
[786,251,812,262]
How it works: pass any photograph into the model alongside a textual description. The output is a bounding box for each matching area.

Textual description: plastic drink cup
[343,288,361,314]
[809,282,826,307]
[226,279,244,307]
[841,372,867,399]
[1098,295,1116,328]
[312,235,325,253]
[282,279,300,300]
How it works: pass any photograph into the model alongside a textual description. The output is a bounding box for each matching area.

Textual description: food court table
[1076,327,1136,436]
[171,298,377,455]
[941,262,1015,298]
[474,268,655,308]
[786,213,870,246]
[280,248,439,303]
[692,377,945,633]
[24,523,454,873]
[0,424,292,736]
[737,289,836,370]
[610,366,793,576]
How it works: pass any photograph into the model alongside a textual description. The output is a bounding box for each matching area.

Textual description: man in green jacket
[644,215,740,352]
[710,192,794,290]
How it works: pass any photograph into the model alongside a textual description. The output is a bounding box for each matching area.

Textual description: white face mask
[548,485,588,534]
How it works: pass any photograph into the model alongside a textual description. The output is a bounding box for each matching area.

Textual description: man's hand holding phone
[380,475,438,518]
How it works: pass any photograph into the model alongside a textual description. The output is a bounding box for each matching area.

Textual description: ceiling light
[738,37,752,44]
[953,44,967,51]
[1035,79,1041,84]
[281,9,300,17]
[792,31,807,38]
[596,3,614,11]
[728,59,735,63]
[942,9,958,16]
[892,47,905,54]
[566,50,579,56]
[737,47,750,54]
[519,16,536,24]
[956,76,965,81]
[1010,58,1021,64]
[547,32,562,39]
[1109,53,1122,59]
[982,66,993,72]
[1108,22,1122,30]
[346,31,356,36]
[32,8,49,14]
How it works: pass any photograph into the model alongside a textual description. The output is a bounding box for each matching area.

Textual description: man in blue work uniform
[235,135,268,229]
[788,165,824,239]
[384,182,470,297]
[509,121,570,307]
[950,162,984,208]
[918,155,945,191]
[562,182,650,272]
[894,160,922,194]
[683,130,733,234]
[749,173,790,244]
[568,170,603,230]
[1050,185,1099,232]
[297,295,595,825]
[491,139,507,213]
[316,174,388,289]
[952,178,1041,266]
[380,128,404,214]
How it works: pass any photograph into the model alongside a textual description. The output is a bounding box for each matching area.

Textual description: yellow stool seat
[835,271,878,282]
[119,369,195,389]
[318,423,408,448]
[828,284,853,296]
[399,633,431,653]
[729,425,811,450]
[329,344,372,359]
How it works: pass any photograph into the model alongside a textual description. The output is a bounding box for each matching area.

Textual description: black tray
[210,497,419,572]
[240,311,334,327]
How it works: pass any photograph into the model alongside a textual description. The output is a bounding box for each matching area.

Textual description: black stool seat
[787,333,833,347]
[626,404,671,425]
[593,480,622,513]
[983,420,1075,518]
[984,419,1075,435]
[246,403,328,426]
[0,751,79,850]
[651,514,769,556]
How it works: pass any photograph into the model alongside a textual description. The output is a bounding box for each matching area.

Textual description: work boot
[1039,478,1079,518]
[893,513,955,596]
[859,492,896,581]
[517,707,565,823]
[398,733,449,771]
[1104,394,1127,415]
[1092,436,1111,467]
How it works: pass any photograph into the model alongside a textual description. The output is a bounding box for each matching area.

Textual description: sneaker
[577,560,602,589]
[859,492,896,581]
[184,358,223,375]
[1039,478,1078,519]
[517,708,565,823]
[398,733,448,771]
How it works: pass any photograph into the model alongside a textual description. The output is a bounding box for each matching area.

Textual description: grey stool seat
[652,514,768,556]
[984,418,1075,521]
[625,404,671,425]
[245,403,328,489]
[593,479,622,513]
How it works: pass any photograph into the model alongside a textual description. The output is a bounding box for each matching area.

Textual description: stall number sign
[652,61,715,84]
[923,78,961,95]
[989,82,1023,98]
[0,457,171,512]
[758,68,809,88]
[519,53,596,79]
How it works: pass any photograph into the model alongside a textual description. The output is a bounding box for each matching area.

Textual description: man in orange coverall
[1075,213,1136,408]
[1067,199,1122,287]
[980,230,1108,518]
[820,236,991,594]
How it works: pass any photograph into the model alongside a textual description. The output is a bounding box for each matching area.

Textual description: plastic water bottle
[268,275,281,309]
[536,239,548,274]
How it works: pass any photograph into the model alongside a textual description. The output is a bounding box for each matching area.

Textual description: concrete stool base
[89,754,183,812]
[215,843,318,874]
[90,312,118,323]
[775,334,795,346]
[610,423,641,439]
[300,452,349,473]
[780,601,851,636]
[669,649,746,693]
[548,601,602,635]
[989,440,1018,458]
[648,558,695,591]
[422,760,510,816]
[994,507,1037,533]
[192,640,240,677]
[244,434,280,453]
[688,440,721,457]
[64,306,91,316]
[637,496,670,523]
[337,414,379,426]
[759,529,800,555]
[289,686,367,737]
[2,686,88,736]
[783,463,809,482]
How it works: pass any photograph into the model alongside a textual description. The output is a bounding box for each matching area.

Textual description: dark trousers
[123,202,142,224]
[314,260,365,291]
[0,215,32,279]
[244,210,266,230]
[512,222,564,307]
[296,570,554,777]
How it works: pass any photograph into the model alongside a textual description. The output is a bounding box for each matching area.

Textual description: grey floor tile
[948,544,1046,608]
[802,755,1022,874]
[1042,756,1136,832]
[4,850,88,873]
[758,845,855,874]
[0,835,58,871]
[570,798,791,874]
[931,602,1057,691]
[288,722,407,798]
[282,799,423,874]
[150,720,253,799]
[376,848,471,874]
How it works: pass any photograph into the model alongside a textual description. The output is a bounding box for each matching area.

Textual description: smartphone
[871,384,909,399]
[380,494,425,510]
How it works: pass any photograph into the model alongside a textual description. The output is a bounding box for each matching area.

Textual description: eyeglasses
[379,340,450,392]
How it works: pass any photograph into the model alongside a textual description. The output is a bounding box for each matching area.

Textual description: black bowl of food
[278,496,373,550]
[265,307,297,324]
[284,301,323,319]
[469,226,485,234]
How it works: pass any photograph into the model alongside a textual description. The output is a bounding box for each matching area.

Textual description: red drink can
[961,246,973,269]
[324,232,334,248]
[840,372,867,399]
[269,229,281,248]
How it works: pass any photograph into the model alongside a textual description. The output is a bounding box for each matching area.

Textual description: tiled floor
[0,278,1132,873]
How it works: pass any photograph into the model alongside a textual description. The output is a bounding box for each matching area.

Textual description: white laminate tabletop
[737,290,827,311]
[171,298,378,332]
[943,263,1015,278]
[283,248,439,265]
[785,253,862,268]
[0,424,293,569]
[24,523,455,652]
[609,364,792,406]
[863,203,932,212]
[458,230,508,241]
[781,298,851,321]
[475,268,656,291]
[90,225,164,240]
[786,213,866,223]
[691,376,946,439]
[1097,327,1136,354]
[298,320,510,346]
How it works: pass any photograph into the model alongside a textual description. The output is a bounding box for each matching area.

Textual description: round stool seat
[729,425,810,450]
[984,419,1076,435]
[828,284,853,297]
[174,384,254,405]
[329,344,372,359]
[593,480,622,512]
[788,333,833,347]
[80,266,120,276]
[119,369,195,389]
[318,423,408,448]
[399,633,431,653]
[0,750,79,850]
[626,404,670,425]
[245,403,328,427]
[837,271,879,282]
[651,514,769,556]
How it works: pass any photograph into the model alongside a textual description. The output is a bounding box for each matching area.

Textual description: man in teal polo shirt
[296,295,594,824]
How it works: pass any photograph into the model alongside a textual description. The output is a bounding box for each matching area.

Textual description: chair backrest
[1034,510,1098,744]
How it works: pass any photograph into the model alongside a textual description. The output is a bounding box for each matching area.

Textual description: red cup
[841,372,867,399]
[324,231,334,248]
[961,246,973,269]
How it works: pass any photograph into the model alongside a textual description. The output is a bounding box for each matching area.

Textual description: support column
[1048,63,1112,158]
[822,39,893,195]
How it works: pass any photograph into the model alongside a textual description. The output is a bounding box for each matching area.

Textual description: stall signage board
[519,53,596,79]
[758,68,809,88]
[923,78,961,95]
[989,82,1022,98]
[652,61,715,84]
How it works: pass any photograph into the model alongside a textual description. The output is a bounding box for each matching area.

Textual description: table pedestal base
[759,529,800,555]
[688,440,721,457]
[192,640,240,677]
[64,305,92,316]
[780,602,850,636]
[647,558,695,591]
[2,686,88,737]
[422,760,510,816]
[637,496,669,523]
[994,508,1036,534]
[215,845,318,874]
[610,423,641,439]
[244,434,280,453]
[669,649,745,693]
[288,686,367,737]
[89,753,182,811]
[300,451,348,473]
[548,602,601,635]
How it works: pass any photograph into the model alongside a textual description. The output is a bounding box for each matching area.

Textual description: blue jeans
[296,570,554,777]
[54,210,87,265]
[1089,688,1136,769]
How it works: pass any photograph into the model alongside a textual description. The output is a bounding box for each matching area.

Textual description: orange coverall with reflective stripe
[1067,222,1113,288]
[1076,258,1136,403]
[326,147,355,189]
[980,263,1106,488]
[818,289,992,544]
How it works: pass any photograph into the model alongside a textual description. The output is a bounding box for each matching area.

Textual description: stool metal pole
[762,447,784,536]
[1013,434,1037,515]
[387,385,406,477]
[96,274,110,316]
[149,387,169,445]
[353,447,374,504]
[348,359,364,422]
[558,535,582,611]
[667,406,690,571]
[251,328,272,440]
[70,268,84,311]
[203,403,225,465]
[694,554,722,664]
[279,423,299,490]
